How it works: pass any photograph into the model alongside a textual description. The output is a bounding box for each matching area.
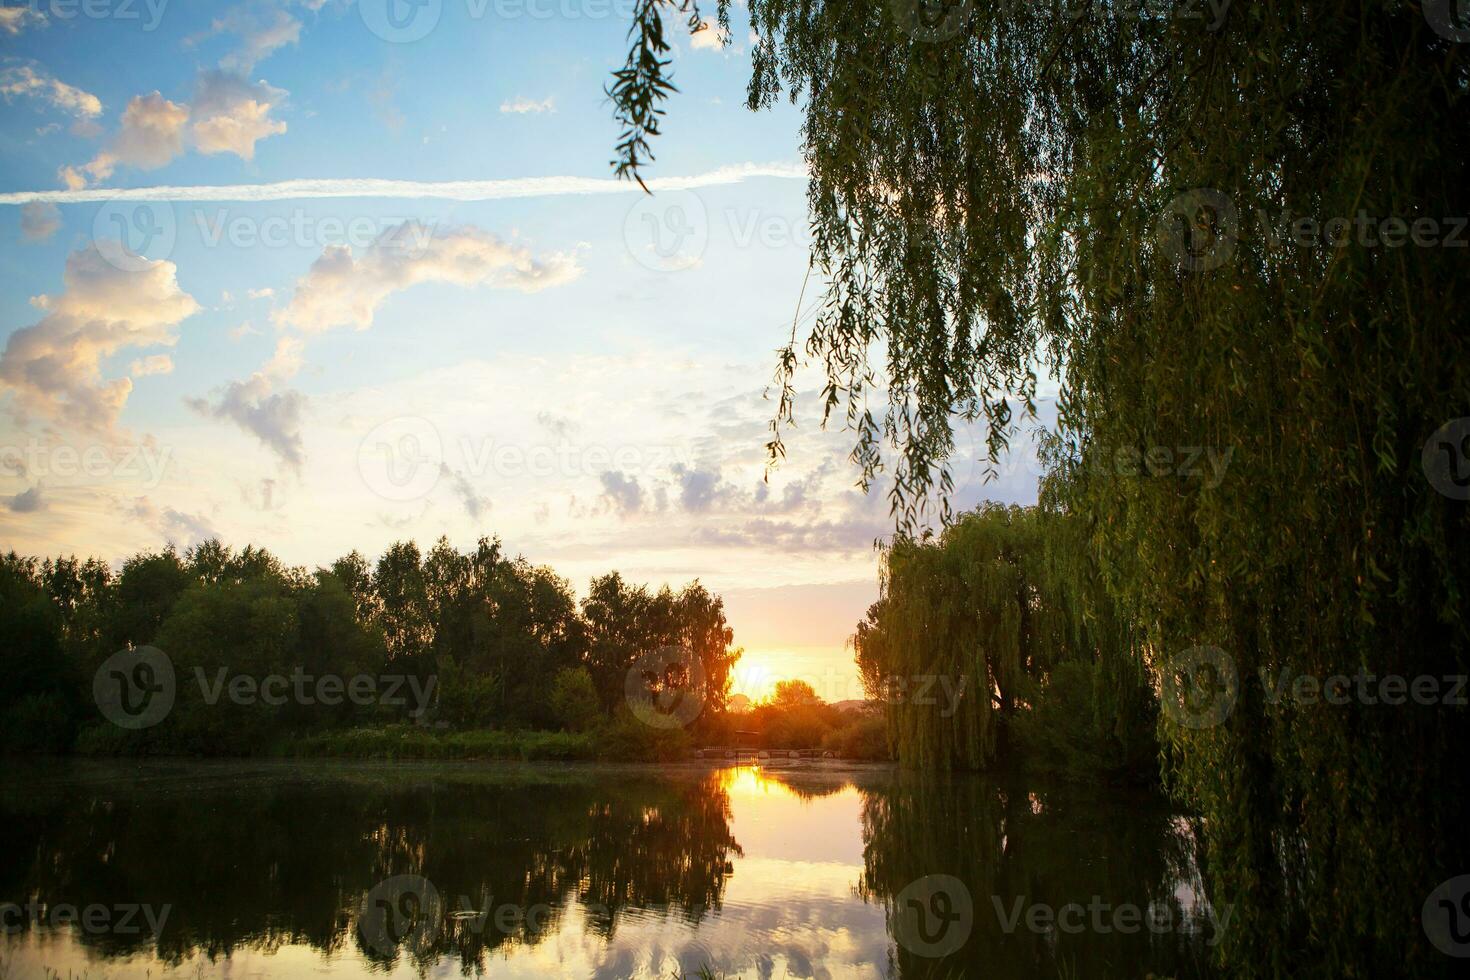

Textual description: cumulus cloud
[20,200,60,242]
[191,71,287,159]
[500,96,555,114]
[111,92,190,166]
[60,72,286,188]
[0,6,46,35]
[599,470,645,516]
[63,92,189,187]
[7,485,45,513]
[188,377,306,472]
[0,241,200,431]
[273,222,581,333]
[0,64,102,118]
[187,336,306,471]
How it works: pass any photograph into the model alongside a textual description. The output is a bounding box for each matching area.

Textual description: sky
[0,0,1047,700]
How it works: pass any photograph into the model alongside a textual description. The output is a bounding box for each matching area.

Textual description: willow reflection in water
[0,761,1220,978]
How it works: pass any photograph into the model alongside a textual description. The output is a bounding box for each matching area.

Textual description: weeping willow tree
[612,1,1469,975]
[853,501,1153,775]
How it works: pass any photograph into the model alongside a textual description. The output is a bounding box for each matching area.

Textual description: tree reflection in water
[0,762,742,975]
[2,761,1229,978]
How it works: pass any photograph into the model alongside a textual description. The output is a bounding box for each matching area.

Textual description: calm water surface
[0,761,1221,978]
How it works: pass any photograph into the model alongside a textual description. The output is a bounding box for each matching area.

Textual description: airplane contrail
[0,163,807,206]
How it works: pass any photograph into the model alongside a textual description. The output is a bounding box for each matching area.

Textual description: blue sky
[0,1,1046,696]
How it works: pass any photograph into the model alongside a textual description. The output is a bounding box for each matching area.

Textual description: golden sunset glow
[727,647,866,704]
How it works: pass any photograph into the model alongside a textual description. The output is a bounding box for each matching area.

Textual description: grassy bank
[285,726,600,762]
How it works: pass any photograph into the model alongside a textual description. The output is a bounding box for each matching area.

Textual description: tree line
[0,536,739,757]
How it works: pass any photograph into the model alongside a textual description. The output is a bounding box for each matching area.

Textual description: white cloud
[247,287,275,300]
[19,201,61,242]
[65,92,189,187]
[60,72,286,189]
[111,92,190,167]
[191,71,287,160]
[187,336,306,471]
[2,161,808,205]
[187,375,307,472]
[215,7,302,72]
[261,334,303,379]
[500,96,556,114]
[0,241,200,432]
[0,64,102,118]
[690,22,729,51]
[0,6,46,35]
[273,221,581,333]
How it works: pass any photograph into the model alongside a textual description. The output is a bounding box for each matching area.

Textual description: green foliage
[819,711,890,761]
[609,0,724,188]
[596,705,694,762]
[672,4,1470,973]
[3,537,741,761]
[549,666,602,733]
[769,678,819,707]
[434,656,504,729]
[581,572,738,718]
[855,504,1154,775]
[0,554,78,754]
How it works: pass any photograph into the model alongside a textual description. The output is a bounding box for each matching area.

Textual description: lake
[0,760,1223,978]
